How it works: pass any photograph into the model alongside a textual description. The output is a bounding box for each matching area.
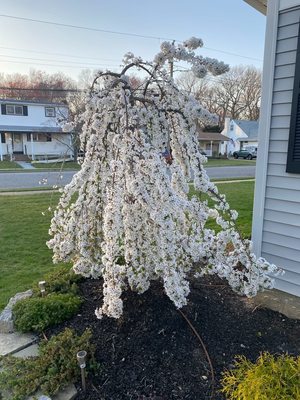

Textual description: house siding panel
[273,91,293,103]
[266,175,300,189]
[262,242,300,262]
[265,198,300,213]
[275,50,297,66]
[277,23,299,40]
[264,220,300,238]
[278,9,300,27]
[270,115,291,127]
[267,162,291,175]
[272,102,292,115]
[264,231,300,250]
[257,6,300,298]
[266,186,300,202]
[273,77,294,91]
[261,3,300,296]
[268,151,287,164]
[273,278,300,297]
[264,209,300,226]
[268,128,290,140]
[268,140,288,152]
[276,36,298,52]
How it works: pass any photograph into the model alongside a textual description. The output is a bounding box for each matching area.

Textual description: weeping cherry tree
[47,38,280,319]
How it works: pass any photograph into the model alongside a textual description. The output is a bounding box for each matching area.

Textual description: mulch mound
[46,276,300,400]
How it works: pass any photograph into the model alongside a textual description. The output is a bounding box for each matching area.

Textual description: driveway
[0,166,256,190]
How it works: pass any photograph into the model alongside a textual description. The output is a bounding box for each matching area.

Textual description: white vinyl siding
[258,6,300,295]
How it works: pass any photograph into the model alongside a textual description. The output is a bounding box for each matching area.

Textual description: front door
[12,133,23,153]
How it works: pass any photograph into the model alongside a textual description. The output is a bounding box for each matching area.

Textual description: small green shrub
[13,293,82,332]
[221,352,300,400]
[32,264,82,296]
[0,328,95,400]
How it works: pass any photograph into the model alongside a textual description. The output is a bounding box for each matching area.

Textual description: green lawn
[0,181,255,310]
[32,161,81,170]
[206,158,256,167]
[189,180,254,238]
[0,161,22,170]
[0,192,67,310]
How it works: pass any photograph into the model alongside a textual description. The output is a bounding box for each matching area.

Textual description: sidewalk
[15,161,36,169]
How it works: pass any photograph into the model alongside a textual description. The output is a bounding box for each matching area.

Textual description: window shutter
[287,25,300,173]
[23,105,28,116]
[1,104,6,115]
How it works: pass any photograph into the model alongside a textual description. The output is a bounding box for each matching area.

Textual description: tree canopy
[47,39,279,319]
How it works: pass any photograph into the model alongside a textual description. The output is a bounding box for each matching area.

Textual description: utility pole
[169,40,175,79]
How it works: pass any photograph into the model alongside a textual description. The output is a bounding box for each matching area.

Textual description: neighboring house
[221,117,259,154]
[0,99,73,161]
[245,0,300,316]
[197,129,229,156]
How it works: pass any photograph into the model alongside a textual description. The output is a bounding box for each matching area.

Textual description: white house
[198,129,229,156]
[245,0,300,317]
[221,117,259,154]
[0,99,73,161]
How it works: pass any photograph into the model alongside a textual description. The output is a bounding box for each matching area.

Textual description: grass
[0,187,58,193]
[205,158,256,167]
[0,161,22,170]
[32,161,80,170]
[189,180,254,238]
[0,181,255,311]
[0,192,68,310]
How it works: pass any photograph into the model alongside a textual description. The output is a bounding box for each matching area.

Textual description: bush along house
[0,99,73,161]
[245,0,300,318]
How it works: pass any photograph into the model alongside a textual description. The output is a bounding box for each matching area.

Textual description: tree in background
[47,39,278,320]
[0,69,76,102]
[177,66,262,126]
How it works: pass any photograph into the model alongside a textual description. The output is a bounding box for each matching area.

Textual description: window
[1,133,5,144]
[230,124,234,131]
[26,133,52,142]
[287,27,300,173]
[45,107,56,117]
[1,104,28,116]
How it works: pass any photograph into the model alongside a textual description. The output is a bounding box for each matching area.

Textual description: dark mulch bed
[46,276,300,400]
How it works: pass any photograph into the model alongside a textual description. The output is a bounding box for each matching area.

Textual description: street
[0,170,76,189]
[0,166,256,189]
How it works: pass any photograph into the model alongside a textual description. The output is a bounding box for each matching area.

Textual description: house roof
[198,130,229,142]
[0,125,66,133]
[0,98,67,107]
[234,120,259,140]
[243,0,267,14]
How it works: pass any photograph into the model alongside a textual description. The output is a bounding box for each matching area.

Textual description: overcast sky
[0,0,266,81]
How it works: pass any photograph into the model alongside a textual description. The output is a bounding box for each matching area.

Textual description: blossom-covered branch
[48,39,280,319]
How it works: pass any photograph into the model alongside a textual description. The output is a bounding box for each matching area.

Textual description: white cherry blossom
[47,39,281,319]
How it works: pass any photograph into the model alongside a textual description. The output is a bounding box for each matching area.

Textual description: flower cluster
[48,39,281,320]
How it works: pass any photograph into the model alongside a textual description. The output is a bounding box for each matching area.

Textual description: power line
[0,58,119,69]
[0,87,82,92]
[0,53,121,67]
[0,14,263,63]
[203,46,262,62]
[0,13,174,41]
[0,45,120,63]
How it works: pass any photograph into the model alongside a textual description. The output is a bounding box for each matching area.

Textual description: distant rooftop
[198,130,229,142]
[234,120,259,140]
[0,98,67,107]
[0,125,65,133]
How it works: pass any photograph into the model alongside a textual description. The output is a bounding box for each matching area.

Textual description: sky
[0,0,266,82]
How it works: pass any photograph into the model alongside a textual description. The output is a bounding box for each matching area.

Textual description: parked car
[232,147,257,160]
